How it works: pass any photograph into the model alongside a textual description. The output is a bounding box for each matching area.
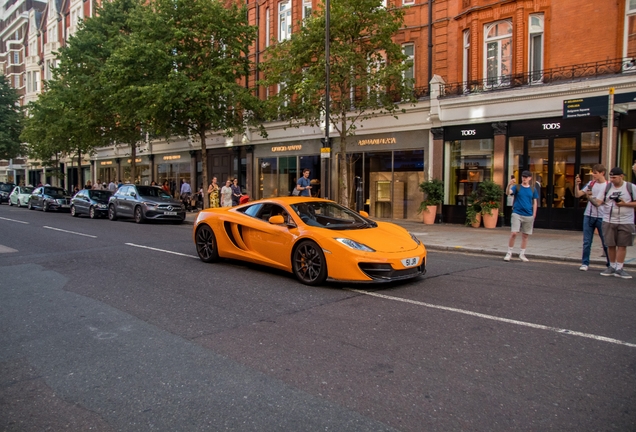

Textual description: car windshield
[290,201,377,230]
[21,187,34,194]
[44,187,67,197]
[137,186,172,199]
[89,190,112,200]
[0,184,13,192]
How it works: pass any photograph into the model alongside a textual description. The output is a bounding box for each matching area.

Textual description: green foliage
[465,190,482,225]
[418,178,444,212]
[477,180,504,215]
[260,0,414,205]
[0,75,24,160]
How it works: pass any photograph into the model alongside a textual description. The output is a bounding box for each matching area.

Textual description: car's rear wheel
[89,206,97,219]
[292,240,328,286]
[195,225,219,263]
[134,206,145,224]
[42,202,48,212]
[108,205,118,221]
[70,205,78,217]
[8,200,13,206]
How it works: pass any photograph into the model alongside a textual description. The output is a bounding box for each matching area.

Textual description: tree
[0,75,24,160]
[259,0,414,206]
[104,0,264,207]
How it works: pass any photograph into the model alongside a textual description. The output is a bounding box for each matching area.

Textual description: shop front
[618,110,636,182]
[255,139,322,199]
[507,116,603,230]
[156,152,192,198]
[345,131,427,221]
[120,156,151,187]
[97,159,118,185]
[442,123,496,224]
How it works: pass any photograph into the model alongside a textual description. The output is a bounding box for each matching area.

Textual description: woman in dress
[231,178,242,206]
[208,177,220,208]
[220,179,233,207]
[161,180,171,195]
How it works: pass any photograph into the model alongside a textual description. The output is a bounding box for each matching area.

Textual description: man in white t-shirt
[574,164,609,271]
[590,167,636,279]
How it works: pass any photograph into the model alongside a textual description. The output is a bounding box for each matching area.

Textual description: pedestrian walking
[574,164,609,271]
[591,167,636,279]
[504,170,539,262]
[231,178,242,206]
[296,169,312,197]
[208,177,220,208]
[221,179,233,207]
[108,180,117,192]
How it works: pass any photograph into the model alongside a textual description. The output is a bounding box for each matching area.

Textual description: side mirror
[269,215,285,225]
[359,210,369,218]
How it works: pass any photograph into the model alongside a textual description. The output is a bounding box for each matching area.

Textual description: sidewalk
[184,211,635,268]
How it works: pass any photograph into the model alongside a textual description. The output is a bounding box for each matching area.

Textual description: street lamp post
[321,0,331,200]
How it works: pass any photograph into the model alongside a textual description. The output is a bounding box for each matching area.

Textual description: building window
[445,138,494,205]
[33,72,39,92]
[302,0,312,20]
[484,20,512,87]
[27,72,31,92]
[402,43,414,89]
[265,7,270,47]
[278,1,291,41]
[403,0,414,5]
[14,75,20,88]
[13,52,19,64]
[625,0,636,62]
[462,29,470,88]
[529,14,544,83]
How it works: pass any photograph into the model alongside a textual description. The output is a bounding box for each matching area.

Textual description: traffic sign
[563,96,608,118]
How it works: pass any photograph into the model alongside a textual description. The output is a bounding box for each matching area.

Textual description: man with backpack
[574,164,610,271]
[504,170,540,262]
[587,167,636,279]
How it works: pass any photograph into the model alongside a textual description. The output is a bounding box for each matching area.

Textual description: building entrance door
[526,136,580,229]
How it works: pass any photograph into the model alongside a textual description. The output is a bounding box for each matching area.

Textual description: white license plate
[164,211,177,216]
[401,257,419,267]
[61,204,70,208]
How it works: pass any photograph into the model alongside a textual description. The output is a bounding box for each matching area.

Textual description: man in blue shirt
[296,169,312,197]
[504,170,539,262]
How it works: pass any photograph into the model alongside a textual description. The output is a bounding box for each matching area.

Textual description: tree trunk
[77,148,83,190]
[338,134,349,207]
[130,143,136,184]
[200,129,209,209]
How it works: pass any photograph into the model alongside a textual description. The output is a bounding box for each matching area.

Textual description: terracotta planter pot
[482,208,499,229]
[470,212,482,228]
[421,205,437,225]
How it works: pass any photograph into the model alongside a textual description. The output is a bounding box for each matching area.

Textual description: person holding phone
[504,171,539,262]
[574,164,609,272]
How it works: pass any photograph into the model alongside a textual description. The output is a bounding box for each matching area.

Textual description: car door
[76,190,89,215]
[30,187,42,208]
[110,186,127,216]
[240,204,297,268]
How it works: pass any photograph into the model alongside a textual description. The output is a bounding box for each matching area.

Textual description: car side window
[116,186,129,196]
[33,187,41,195]
[242,203,263,218]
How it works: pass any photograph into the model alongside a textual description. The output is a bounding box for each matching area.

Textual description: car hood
[139,195,182,205]
[328,221,420,253]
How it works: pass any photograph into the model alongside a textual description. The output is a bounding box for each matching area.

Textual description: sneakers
[600,267,616,277]
[503,252,511,262]
[579,265,588,271]
[614,269,632,279]
[519,253,529,262]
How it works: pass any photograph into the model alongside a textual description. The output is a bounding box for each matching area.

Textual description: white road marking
[43,226,97,238]
[0,216,29,224]
[125,243,198,259]
[347,289,636,349]
[0,245,18,253]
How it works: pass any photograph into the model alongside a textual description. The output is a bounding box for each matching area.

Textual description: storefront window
[157,160,190,197]
[279,156,297,197]
[365,152,393,218]
[393,150,425,220]
[124,163,151,187]
[580,132,601,186]
[259,157,278,198]
[445,139,494,205]
[299,155,321,197]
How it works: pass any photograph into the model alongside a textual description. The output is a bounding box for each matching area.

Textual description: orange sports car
[193,197,427,285]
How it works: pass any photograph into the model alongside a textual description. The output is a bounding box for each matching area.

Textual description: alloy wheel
[195,225,219,263]
[71,205,78,217]
[292,240,327,286]
[89,206,96,219]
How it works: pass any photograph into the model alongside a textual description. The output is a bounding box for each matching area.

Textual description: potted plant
[477,180,504,228]
[465,191,482,227]
[418,178,444,225]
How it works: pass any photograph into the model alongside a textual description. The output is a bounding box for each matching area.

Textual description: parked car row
[2,184,186,224]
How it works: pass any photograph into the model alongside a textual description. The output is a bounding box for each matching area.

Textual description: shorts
[511,213,535,235]
[602,222,635,247]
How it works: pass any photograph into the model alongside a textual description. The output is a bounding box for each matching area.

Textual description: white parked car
[8,186,34,207]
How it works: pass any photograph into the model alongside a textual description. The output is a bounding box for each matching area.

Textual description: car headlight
[143,202,158,210]
[410,232,421,245]
[335,238,375,252]
[97,203,108,209]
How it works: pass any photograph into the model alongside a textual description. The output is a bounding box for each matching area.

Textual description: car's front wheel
[134,206,145,224]
[292,240,328,286]
[28,201,33,210]
[89,206,97,219]
[70,205,78,217]
[8,200,13,206]
[42,202,48,212]
[18,199,23,207]
[108,205,118,221]
[195,225,219,263]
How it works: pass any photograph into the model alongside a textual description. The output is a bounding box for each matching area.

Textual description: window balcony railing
[44,41,59,54]
[26,55,39,66]
[440,57,636,98]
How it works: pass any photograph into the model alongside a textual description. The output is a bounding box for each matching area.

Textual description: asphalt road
[1,203,635,431]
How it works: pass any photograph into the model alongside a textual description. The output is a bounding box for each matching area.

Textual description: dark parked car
[27,186,72,211]
[71,189,112,219]
[108,185,186,224]
[0,183,16,204]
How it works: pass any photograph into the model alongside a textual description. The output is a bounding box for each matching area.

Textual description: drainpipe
[428,0,433,89]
